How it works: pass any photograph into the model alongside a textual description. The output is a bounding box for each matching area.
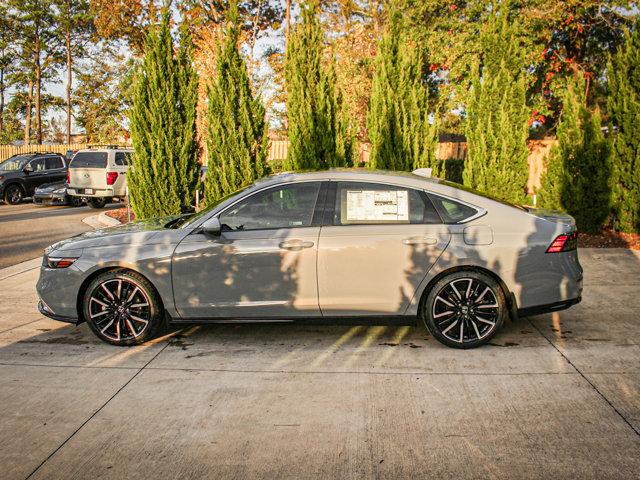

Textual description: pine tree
[367,9,439,174]
[128,11,200,219]
[204,1,269,204]
[538,73,611,233]
[463,1,529,204]
[607,19,640,233]
[284,0,353,170]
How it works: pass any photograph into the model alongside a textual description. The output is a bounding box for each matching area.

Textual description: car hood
[49,215,181,252]
[36,181,66,193]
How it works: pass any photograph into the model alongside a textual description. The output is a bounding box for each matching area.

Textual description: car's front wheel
[88,197,107,209]
[83,270,164,346]
[4,184,24,205]
[421,270,507,349]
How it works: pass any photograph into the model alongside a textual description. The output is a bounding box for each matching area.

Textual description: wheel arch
[417,265,517,321]
[76,266,163,323]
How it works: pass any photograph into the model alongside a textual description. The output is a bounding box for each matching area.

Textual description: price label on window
[345,190,409,222]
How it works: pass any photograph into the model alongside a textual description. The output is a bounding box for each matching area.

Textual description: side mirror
[23,164,33,174]
[201,217,221,236]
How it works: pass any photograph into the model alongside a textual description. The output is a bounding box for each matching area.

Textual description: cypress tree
[128,12,199,219]
[284,0,353,170]
[607,19,640,233]
[204,1,269,204]
[538,73,611,233]
[367,9,439,174]
[464,1,529,204]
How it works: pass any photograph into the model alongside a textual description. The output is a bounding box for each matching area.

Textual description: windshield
[438,180,528,212]
[178,185,251,229]
[0,155,32,171]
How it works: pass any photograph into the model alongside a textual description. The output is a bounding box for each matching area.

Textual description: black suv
[0,153,68,204]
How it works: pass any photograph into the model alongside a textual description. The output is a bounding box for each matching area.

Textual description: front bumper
[33,192,67,205]
[38,300,78,324]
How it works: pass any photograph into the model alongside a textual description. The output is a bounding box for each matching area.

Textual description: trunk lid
[525,207,576,230]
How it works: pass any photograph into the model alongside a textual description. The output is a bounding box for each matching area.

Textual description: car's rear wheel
[421,270,507,349]
[88,197,107,209]
[70,196,84,207]
[83,270,164,346]
[4,184,24,205]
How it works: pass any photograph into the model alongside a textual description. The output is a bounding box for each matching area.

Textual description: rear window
[70,152,107,168]
[428,194,479,223]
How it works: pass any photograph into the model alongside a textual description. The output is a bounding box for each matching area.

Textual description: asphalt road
[0,201,118,269]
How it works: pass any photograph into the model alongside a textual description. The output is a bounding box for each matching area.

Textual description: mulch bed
[104,207,135,224]
[579,230,640,250]
[104,207,639,249]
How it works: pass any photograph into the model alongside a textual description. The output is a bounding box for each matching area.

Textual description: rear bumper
[68,187,117,198]
[517,296,581,318]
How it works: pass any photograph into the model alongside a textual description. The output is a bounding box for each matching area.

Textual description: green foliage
[367,9,439,174]
[538,73,611,233]
[128,11,200,219]
[284,0,353,170]
[464,1,529,204]
[607,19,640,233]
[204,1,269,204]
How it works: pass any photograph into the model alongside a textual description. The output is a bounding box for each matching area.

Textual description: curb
[82,212,121,229]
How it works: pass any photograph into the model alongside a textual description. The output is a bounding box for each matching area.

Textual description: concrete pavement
[0,249,638,479]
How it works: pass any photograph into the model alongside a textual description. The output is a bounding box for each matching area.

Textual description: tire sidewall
[83,270,163,346]
[4,185,24,205]
[88,198,107,209]
[421,270,507,349]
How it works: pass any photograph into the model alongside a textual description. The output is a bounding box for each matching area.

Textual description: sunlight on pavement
[309,326,364,368]
[375,326,412,367]
[342,326,387,369]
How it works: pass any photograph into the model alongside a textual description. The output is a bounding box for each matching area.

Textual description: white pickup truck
[67,147,132,209]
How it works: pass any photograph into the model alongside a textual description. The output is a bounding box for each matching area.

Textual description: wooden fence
[1,139,553,193]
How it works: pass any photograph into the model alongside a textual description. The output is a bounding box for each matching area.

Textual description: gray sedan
[36,170,583,348]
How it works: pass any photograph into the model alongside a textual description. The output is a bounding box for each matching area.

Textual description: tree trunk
[24,80,33,145]
[286,0,291,39]
[35,30,42,144]
[0,68,4,134]
[66,28,72,144]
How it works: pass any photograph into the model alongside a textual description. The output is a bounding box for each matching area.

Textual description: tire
[70,196,84,207]
[83,269,164,346]
[421,270,507,349]
[4,184,24,205]
[88,197,107,209]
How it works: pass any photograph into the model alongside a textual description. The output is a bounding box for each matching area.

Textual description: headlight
[53,188,66,194]
[43,256,78,268]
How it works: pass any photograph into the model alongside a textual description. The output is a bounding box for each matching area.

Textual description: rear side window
[45,156,64,170]
[428,194,479,223]
[70,152,108,168]
[332,182,441,225]
[115,152,131,165]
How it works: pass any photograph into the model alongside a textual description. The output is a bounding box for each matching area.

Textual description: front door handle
[279,239,315,251]
[402,236,438,246]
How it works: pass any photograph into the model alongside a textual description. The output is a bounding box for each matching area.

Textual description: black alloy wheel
[83,270,163,346]
[422,271,507,348]
[4,184,24,205]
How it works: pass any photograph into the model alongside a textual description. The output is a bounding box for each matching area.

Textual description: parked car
[33,181,85,207]
[0,152,68,205]
[37,169,582,348]
[67,146,132,209]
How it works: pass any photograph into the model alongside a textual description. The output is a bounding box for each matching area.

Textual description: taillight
[106,172,118,185]
[66,170,70,184]
[546,232,578,253]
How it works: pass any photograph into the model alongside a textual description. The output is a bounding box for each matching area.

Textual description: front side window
[219,182,321,231]
[332,182,441,225]
[29,158,46,172]
[45,156,64,170]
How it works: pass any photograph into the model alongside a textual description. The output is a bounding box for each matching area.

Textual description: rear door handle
[279,239,315,251]
[402,236,438,246]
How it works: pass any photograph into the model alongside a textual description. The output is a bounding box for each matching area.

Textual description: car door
[24,157,48,195]
[44,156,67,183]
[317,181,451,316]
[172,181,323,319]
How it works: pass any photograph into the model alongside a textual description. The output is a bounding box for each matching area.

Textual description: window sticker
[345,189,409,223]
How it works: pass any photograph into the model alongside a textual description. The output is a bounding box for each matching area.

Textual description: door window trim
[208,180,325,233]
